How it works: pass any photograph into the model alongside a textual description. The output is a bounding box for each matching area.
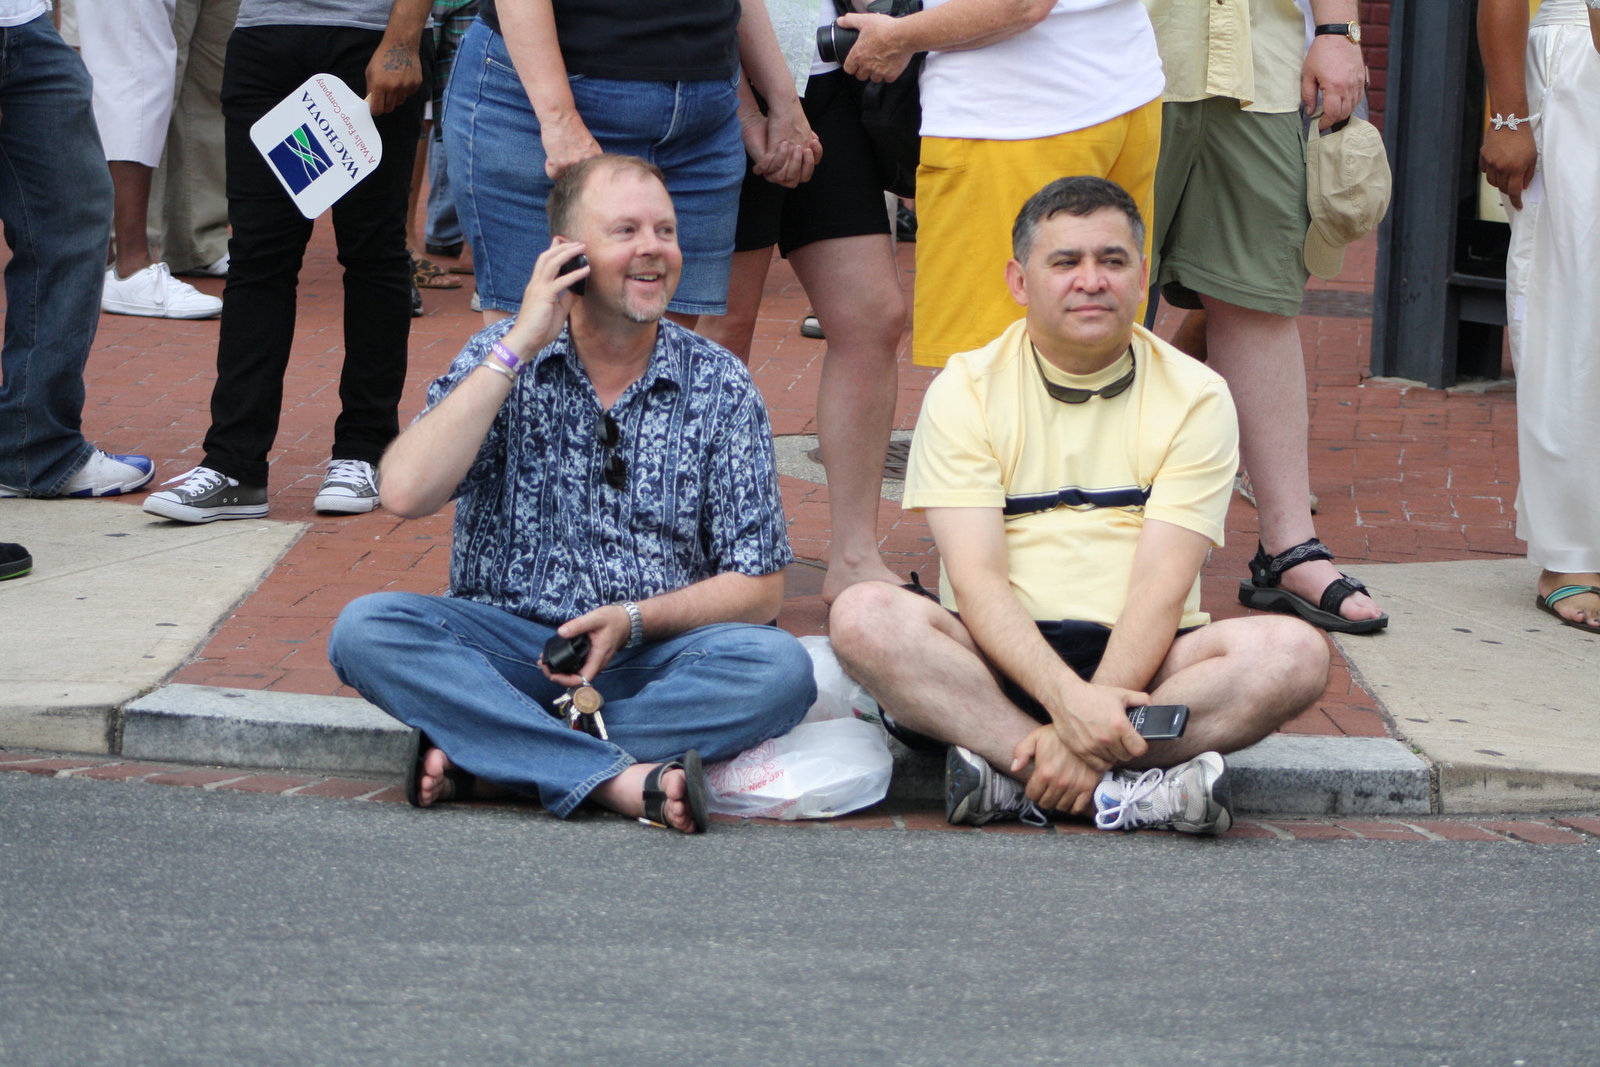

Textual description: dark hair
[546,154,669,238]
[1011,176,1145,262]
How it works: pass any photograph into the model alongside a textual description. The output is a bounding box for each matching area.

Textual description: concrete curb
[118,684,1434,816]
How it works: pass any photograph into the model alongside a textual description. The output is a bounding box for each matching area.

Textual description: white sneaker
[102,263,222,319]
[0,449,154,498]
[1094,752,1232,836]
[178,253,229,278]
[313,459,380,514]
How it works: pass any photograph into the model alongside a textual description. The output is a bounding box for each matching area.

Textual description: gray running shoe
[143,465,268,523]
[945,745,1048,827]
[313,459,379,514]
[1093,751,1232,835]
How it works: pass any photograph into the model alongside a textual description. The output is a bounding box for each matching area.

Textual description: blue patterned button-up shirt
[423,317,792,625]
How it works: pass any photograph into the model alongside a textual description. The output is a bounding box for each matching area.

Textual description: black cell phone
[543,632,590,676]
[1126,704,1189,740]
[557,252,588,296]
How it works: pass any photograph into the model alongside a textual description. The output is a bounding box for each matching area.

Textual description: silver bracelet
[1490,111,1538,131]
[621,601,644,648]
[478,357,518,383]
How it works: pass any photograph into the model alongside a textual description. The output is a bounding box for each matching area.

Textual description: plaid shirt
[423,318,792,626]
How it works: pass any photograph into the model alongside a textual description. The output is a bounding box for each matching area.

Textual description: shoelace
[324,459,372,487]
[990,773,1049,827]
[1094,767,1170,831]
[161,466,228,494]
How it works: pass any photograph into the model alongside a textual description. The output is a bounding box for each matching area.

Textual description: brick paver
[6,750,1598,840]
[62,217,1520,738]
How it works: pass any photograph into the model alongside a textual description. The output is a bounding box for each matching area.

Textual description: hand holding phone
[556,252,588,296]
[1126,704,1189,741]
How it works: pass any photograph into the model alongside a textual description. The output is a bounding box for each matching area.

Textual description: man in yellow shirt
[829,176,1330,832]
[1144,0,1388,634]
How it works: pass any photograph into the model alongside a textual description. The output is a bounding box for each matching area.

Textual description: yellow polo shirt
[1143,0,1308,112]
[904,321,1239,630]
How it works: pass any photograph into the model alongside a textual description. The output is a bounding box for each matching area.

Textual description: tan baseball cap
[1304,115,1392,280]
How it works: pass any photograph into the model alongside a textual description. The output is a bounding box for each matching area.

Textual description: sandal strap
[640,759,683,828]
[1318,574,1369,615]
[1248,537,1334,588]
[1543,584,1600,608]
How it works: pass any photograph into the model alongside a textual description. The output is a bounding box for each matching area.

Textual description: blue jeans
[424,126,462,252]
[328,592,815,817]
[0,16,114,493]
[443,17,743,316]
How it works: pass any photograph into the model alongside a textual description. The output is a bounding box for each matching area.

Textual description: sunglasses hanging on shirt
[597,412,627,490]
[1032,344,1136,404]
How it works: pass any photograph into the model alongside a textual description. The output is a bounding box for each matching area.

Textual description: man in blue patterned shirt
[330,154,814,834]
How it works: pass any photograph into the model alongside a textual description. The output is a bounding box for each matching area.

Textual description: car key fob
[543,632,590,676]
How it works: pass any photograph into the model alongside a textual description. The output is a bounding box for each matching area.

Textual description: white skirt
[1503,14,1600,574]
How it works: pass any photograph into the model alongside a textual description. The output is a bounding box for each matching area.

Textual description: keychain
[543,633,609,739]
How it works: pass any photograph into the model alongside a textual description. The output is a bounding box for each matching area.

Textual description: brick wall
[1361,0,1391,130]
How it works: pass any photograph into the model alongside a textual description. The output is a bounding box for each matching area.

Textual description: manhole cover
[808,438,911,481]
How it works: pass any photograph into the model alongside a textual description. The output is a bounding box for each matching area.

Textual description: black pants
[204,25,431,487]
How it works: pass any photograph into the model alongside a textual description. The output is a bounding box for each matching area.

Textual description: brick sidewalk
[10,749,1597,845]
[66,224,1521,739]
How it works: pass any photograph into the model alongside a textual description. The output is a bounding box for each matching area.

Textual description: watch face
[1350,22,1362,45]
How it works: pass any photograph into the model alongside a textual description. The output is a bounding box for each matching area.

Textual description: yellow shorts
[911,99,1161,368]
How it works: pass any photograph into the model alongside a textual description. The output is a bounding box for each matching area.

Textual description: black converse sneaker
[143,465,268,523]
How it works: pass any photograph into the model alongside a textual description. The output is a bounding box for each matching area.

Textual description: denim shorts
[443,18,745,316]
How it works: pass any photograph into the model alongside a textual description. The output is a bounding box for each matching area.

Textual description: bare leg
[1537,570,1600,629]
[591,763,696,833]
[108,161,156,276]
[696,247,776,363]
[1168,308,1208,362]
[1200,296,1383,624]
[789,234,906,601]
[829,582,1038,774]
[1117,615,1329,768]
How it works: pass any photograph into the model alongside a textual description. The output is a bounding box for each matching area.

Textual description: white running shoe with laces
[1093,751,1232,835]
[143,465,268,523]
[102,263,222,319]
[313,459,380,514]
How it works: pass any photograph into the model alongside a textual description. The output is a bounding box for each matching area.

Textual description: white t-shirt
[0,0,49,27]
[919,0,1164,140]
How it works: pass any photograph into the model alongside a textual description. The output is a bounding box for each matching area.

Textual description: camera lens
[816,24,860,65]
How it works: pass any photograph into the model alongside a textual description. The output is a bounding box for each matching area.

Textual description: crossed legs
[828,582,1329,797]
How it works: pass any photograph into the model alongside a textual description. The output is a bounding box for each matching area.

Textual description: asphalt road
[2,772,1597,1066]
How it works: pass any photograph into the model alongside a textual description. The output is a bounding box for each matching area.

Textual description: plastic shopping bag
[797,635,880,725]
[706,717,893,820]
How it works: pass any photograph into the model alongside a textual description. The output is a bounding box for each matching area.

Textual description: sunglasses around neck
[597,412,627,490]
[1032,343,1136,404]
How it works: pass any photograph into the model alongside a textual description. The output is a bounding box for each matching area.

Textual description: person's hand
[364,37,423,115]
[1046,683,1150,771]
[1301,33,1366,130]
[1011,726,1101,815]
[541,603,630,686]
[501,240,588,358]
[746,100,821,188]
[539,114,603,181]
[837,12,915,83]
[1480,125,1538,211]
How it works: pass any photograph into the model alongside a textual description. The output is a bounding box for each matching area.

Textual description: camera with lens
[817,0,923,66]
